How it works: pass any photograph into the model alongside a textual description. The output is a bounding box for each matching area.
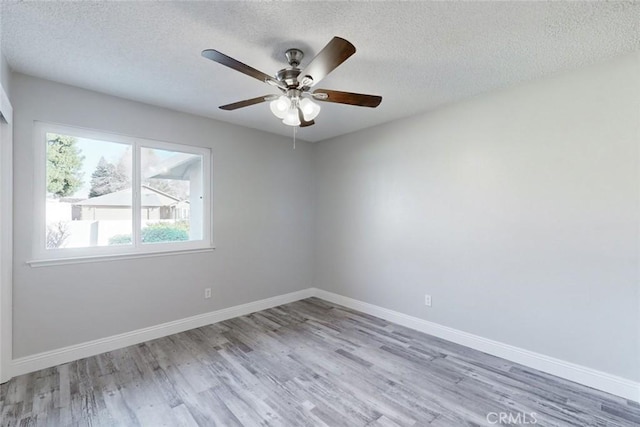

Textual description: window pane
[140,147,203,244]
[45,133,132,248]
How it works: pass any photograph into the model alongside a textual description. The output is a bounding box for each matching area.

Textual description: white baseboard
[8,286,639,403]
[10,288,315,378]
[312,288,640,403]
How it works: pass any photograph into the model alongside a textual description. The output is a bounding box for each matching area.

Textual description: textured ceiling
[1,1,639,142]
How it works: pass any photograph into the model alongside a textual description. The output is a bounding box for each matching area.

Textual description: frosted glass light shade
[300,98,321,121]
[282,108,301,126]
[270,96,290,119]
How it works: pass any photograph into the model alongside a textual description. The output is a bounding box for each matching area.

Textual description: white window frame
[0,80,14,382]
[29,122,213,266]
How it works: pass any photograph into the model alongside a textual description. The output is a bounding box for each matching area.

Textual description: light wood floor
[1,298,638,426]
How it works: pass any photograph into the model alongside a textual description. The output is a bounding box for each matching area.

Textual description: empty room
[0,1,638,426]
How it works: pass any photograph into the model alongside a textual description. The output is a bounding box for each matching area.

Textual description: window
[31,122,212,264]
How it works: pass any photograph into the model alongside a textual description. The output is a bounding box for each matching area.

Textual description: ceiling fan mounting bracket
[285,48,304,67]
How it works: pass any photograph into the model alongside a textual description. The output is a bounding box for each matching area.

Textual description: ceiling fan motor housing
[276,67,302,88]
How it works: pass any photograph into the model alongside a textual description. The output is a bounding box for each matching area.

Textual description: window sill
[27,247,215,268]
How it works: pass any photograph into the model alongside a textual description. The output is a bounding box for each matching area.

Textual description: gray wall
[12,73,314,358]
[313,52,640,381]
[0,53,9,98]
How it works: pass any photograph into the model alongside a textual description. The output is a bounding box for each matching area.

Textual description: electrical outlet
[424,294,432,307]
[204,288,212,299]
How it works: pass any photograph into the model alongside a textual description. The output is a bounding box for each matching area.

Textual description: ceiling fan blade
[202,49,282,86]
[300,37,356,87]
[219,95,274,111]
[297,107,315,127]
[312,89,382,108]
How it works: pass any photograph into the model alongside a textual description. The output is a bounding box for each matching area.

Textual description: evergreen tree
[89,156,129,198]
[46,134,84,198]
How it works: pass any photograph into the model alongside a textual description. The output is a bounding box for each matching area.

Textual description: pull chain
[293,126,297,149]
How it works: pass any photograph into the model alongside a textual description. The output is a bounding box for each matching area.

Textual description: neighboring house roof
[145,153,200,180]
[75,185,180,207]
[58,197,85,204]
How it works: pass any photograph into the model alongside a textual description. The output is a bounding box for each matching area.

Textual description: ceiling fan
[201,37,382,128]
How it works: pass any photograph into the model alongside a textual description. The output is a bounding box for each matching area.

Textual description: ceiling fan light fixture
[300,98,321,121]
[283,107,301,126]
[270,95,291,119]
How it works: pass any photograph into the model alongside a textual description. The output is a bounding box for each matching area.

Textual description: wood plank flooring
[1,298,638,426]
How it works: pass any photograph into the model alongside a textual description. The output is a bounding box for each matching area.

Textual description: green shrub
[145,221,189,232]
[142,224,188,243]
[109,234,132,245]
[108,222,189,245]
